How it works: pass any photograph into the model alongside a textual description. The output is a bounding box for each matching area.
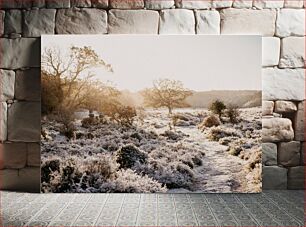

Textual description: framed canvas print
[41,35,262,193]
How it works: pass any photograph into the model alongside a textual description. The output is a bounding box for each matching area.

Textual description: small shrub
[116,144,148,169]
[60,122,76,139]
[209,100,226,118]
[228,146,242,156]
[226,105,240,123]
[207,126,241,141]
[81,115,100,128]
[103,104,137,126]
[41,159,60,183]
[199,115,221,129]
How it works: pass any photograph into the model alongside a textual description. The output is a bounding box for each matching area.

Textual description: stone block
[32,0,46,8]
[280,37,305,68]
[262,37,280,66]
[0,0,32,9]
[46,0,70,8]
[262,143,277,166]
[56,8,107,34]
[301,142,305,165]
[212,0,233,8]
[274,101,297,113]
[294,101,305,141]
[262,118,294,142]
[145,0,175,9]
[15,68,41,102]
[0,167,40,192]
[220,8,276,36]
[159,9,195,34]
[8,102,41,142]
[232,0,253,8]
[288,166,304,189]
[262,101,274,116]
[0,143,27,169]
[262,166,287,189]
[284,0,304,8]
[4,9,22,34]
[253,0,284,8]
[91,0,109,8]
[0,38,40,69]
[23,9,56,37]
[195,10,220,34]
[278,141,301,167]
[175,0,212,9]
[27,143,40,167]
[0,70,15,102]
[109,0,144,8]
[262,68,305,101]
[108,10,159,34]
[276,9,305,37]
[71,0,92,7]
[0,102,7,142]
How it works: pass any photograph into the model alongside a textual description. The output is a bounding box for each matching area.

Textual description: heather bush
[207,126,241,141]
[116,144,148,169]
[209,100,226,118]
[199,114,221,129]
[225,105,240,123]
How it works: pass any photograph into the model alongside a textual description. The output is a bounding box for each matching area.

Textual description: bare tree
[142,79,192,114]
[41,46,113,112]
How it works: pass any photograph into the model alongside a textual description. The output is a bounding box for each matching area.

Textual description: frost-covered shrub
[228,145,242,156]
[60,122,76,139]
[100,169,166,193]
[199,115,221,129]
[41,158,60,183]
[81,115,100,128]
[116,144,148,169]
[160,130,187,141]
[225,105,240,123]
[207,126,241,141]
[209,100,226,118]
[103,104,137,126]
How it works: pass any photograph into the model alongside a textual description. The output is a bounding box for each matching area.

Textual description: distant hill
[186,90,262,108]
[119,90,262,108]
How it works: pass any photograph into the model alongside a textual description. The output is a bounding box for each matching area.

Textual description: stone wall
[0,0,305,192]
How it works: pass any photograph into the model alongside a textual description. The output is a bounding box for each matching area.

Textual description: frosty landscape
[41,106,262,193]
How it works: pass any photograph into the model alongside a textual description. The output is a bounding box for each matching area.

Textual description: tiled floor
[1,190,304,226]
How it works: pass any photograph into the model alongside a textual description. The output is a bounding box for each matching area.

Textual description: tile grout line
[133,194,141,227]
[114,194,126,226]
[70,195,93,226]
[93,194,110,226]
[201,194,220,226]
[216,194,240,226]
[187,194,199,226]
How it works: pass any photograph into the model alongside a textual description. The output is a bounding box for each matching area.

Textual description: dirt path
[179,125,247,193]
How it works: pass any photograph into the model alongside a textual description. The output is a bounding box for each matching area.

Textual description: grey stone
[0,10,4,35]
[0,102,7,142]
[294,101,305,141]
[263,166,287,189]
[175,0,212,9]
[232,0,253,8]
[280,37,305,68]
[0,69,15,102]
[145,0,175,9]
[274,101,297,113]
[262,143,277,166]
[301,142,305,165]
[56,8,107,34]
[23,9,56,37]
[253,0,284,8]
[0,38,40,69]
[262,118,294,142]
[220,8,276,36]
[8,102,41,142]
[32,0,46,8]
[262,68,305,101]
[109,0,144,8]
[15,68,41,101]
[288,166,304,189]
[0,167,40,192]
[212,0,233,8]
[71,0,91,7]
[91,0,109,8]
[4,10,22,34]
[262,101,274,116]
[278,141,301,167]
[27,143,40,167]
[0,0,32,9]
[0,143,27,169]
[159,9,195,34]
[46,0,70,8]
[262,37,280,66]
[276,9,305,37]
[108,10,159,34]
[284,0,304,8]
[195,10,220,34]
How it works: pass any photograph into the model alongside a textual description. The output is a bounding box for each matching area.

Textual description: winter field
[41,107,262,193]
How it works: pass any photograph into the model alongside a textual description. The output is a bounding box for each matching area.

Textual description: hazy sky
[42,35,261,92]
